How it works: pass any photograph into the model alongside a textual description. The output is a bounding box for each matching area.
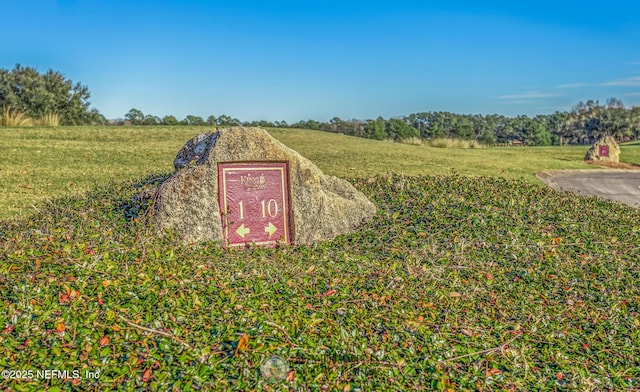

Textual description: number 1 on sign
[238,200,245,220]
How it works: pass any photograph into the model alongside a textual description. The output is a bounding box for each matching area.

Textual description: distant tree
[493,115,516,143]
[544,111,570,145]
[89,109,108,125]
[217,114,234,126]
[184,115,205,126]
[630,107,640,140]
[306,119,321,130]
[363,117,387,140]
[421,112,454,139]
[468,114,495,144]
[206,115,217,126]
[245,119,274,127]
[125,108,144,125]
[386,118,419,141]
[0,64,99,125]
[516,116,551,146]
[162,115,179,125]
[606,97,625,109]
[349,119,366,137]
[329,117,356,134]
[559,98,636,144]
[329,117,344,133]
[292,119,321,130]
[450,116,474,139]
[142,114,160,125]
[274,120,288,128]
[260,120,276,127]
[423,112,447,139]
[318,122,332,132]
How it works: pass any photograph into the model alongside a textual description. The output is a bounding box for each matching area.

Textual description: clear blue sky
[2,0,639,122]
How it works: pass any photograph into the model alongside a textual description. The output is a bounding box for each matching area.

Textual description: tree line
[120,108,294,128]
[121,108,236,127]
[126,99,640,146]
[3,65,639,145]
[289,99,640,146]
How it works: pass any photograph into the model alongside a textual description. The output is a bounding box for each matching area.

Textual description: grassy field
[2,126,639,220]
[1,126,640,390]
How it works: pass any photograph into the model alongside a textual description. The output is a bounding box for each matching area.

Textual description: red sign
[218,162,291,247]
[599,145,609,157]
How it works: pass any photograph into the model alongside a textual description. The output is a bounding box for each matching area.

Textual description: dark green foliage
[385,118,419,141]
[363,117,387,140]
[206,115,217,126]
[517,116,552,146]
[0,64,102,125]
[561,99,640,144]
[285,100,639,146]
[290,119,321,131]
[163,115,180,126]
[1,174,639,390]
[409,112,554,145]
[183,115,205,126]
[216,114,241,127]
[125,109,240,127]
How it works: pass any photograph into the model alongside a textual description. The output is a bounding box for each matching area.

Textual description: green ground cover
[1,126,639,390]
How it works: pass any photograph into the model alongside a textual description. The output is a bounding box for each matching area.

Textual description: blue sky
[2,0,639,122]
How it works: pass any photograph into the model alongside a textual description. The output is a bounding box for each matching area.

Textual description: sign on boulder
[585,135,620,163]
[151,127,376,246]
[217,162,291,247]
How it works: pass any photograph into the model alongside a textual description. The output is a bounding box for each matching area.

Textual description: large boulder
[152,127,376,245]
[585,135,620,163]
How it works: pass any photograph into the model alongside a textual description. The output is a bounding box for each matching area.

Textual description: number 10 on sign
[218,162,291,247]
[237,199,279,220]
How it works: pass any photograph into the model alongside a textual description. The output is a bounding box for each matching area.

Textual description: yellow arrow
[235,224,250,238]
[264,222,277,237]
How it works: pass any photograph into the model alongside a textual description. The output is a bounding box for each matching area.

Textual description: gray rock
[173,132,219,171]
[585,135,620,163]
[152,127,377,245]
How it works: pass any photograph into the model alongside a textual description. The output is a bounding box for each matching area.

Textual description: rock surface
[152,127,377,245]
[585,135,620,163]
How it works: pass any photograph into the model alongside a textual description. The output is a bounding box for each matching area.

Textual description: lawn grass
[0,127,207,220]
[269,128,640,179]
[2,126,639,220]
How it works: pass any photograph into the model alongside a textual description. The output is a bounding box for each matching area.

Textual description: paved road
[536,170,640,208]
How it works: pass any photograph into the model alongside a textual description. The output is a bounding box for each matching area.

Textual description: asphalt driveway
[536,170,640,208]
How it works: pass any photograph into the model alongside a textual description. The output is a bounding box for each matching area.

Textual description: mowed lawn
[1,126,639,220]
